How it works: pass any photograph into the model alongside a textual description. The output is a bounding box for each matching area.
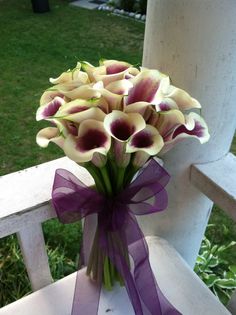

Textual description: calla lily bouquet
[36,59,209,307]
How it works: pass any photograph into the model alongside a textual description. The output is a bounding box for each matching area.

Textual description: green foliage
[139,0,147,14]
[119,0,135,12]
[113,0,147,14]
[0,235,76,307]
[43,219,82,260]
[195,225,236,305]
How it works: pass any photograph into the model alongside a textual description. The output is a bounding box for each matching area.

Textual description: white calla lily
[36,97,65,121]
[104,110,146,142]
[63,119,111,163]
[155,109,186,140]
[54,98,108,118]
[40,90,64,106]
[126,125,164,155]
[160,112,210,154]
[49,62,89,85]
[124,70,169,106]
[36,127,64,148]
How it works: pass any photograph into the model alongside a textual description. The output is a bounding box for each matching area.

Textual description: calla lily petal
[124,101,151,115]
[124,70,168,105]
[172,112,210,143]
[106,79,133,95]
[43,82,102,103]
[104,110,146,142]
[62,85,101,100]
[160,112,210,154]
[165,86,201,110]
[93,67,129,86]
[56,119,79,137]
[49,63,89,85]
[63,119,111,163]
[62,107,106,123]
[155,109,186,140]
[54,98,106,117]
[99,89,123,111]
[40,90,65,106]
[36,97,65,121]
[101,60,140,77]
[101,59,131,74]
[82,60,138,86]
[36,127,64,148]
[81,61,96,82]
[47,80,90,99]
[49,62,81,84]
[155,98,178,112]
[126,125,164,155]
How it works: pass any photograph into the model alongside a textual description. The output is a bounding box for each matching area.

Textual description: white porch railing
[0,158,92,290]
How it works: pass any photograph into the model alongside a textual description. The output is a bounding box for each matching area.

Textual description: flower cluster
[37,59,210,291]
[36,59,209,192]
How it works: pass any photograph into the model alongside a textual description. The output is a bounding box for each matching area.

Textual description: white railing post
[17,223,53,291]
[141,0,236,267]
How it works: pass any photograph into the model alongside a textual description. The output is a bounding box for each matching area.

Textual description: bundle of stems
[84,153,139,290]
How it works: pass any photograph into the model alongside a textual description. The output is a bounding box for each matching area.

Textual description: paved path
[71,0,107,10]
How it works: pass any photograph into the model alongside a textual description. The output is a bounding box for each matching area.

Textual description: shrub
[195,225,236,305]
[112,0,147,14]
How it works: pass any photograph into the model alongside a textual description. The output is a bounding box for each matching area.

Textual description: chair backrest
[0,157,92,291]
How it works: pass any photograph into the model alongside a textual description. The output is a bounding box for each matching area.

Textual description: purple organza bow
[52,159,182,315]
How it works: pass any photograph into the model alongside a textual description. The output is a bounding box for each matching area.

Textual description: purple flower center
[159,103,171,111]
[106,64,129,75]
[127,78,159,104]
[111,119,135,141]
[173,122,204,139]
[131,131,153,148]
[43,99,62,117]
[77,129,107,151]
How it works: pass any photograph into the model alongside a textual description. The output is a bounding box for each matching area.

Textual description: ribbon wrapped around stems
[52,159,182,315]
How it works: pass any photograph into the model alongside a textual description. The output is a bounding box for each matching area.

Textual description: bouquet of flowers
[36,59,209,315]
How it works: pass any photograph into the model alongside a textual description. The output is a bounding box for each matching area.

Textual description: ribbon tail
[71,216,101,315]
[71,268,101,315]
[126,214,182,315]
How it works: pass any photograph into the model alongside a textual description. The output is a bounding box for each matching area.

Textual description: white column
[140,0,236,267]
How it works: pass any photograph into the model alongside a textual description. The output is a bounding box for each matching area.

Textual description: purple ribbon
[52,159,182,315]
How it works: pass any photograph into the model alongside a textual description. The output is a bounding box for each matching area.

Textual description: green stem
[85,163,106,194]
[116,167,126,193]
[107,234,115,286]
[108,159,118,190]
[124,164,139,186]
[103,256,112,291]
[100,166,113,196]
